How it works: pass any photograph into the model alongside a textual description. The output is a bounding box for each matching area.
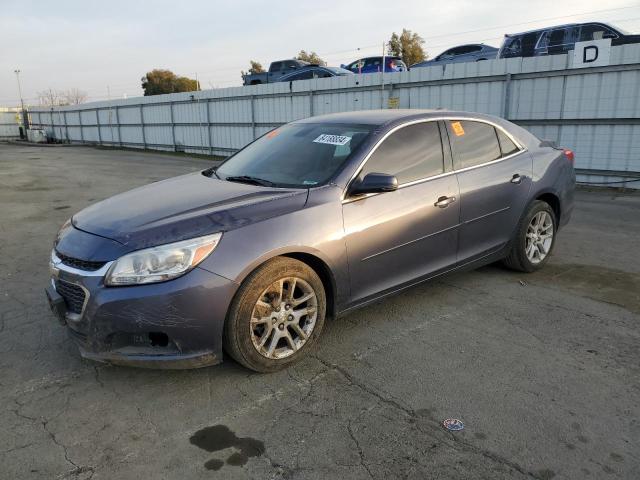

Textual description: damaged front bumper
[47,251,238,369]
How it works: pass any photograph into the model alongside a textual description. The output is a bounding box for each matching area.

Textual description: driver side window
[360,122,444,184]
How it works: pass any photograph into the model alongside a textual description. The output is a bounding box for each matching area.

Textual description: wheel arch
[233,248,339,321]
[535,191,561,224]
[282,252,337,321]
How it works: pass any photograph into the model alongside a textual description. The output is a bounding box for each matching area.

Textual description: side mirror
[349,173,398,196]
[603,32,616,39]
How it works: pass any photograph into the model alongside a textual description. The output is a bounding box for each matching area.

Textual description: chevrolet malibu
[46,110,575,372]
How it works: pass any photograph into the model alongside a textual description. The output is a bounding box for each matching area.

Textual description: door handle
[434,196,456,208]
[511,174,523,184]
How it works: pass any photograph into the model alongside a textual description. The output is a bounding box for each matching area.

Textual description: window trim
[447,120,504,171]
[580,23,620,41]
[356,120,445,187]
[342,117,526,203]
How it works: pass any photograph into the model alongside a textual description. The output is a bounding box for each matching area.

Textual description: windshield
[326,67,353,75]
[216,123,373,188]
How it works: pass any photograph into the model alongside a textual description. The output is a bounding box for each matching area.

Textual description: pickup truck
[243,59,309,85]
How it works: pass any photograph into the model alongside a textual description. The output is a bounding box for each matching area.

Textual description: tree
[388,29,427,66]
[141,69,200,96]
[62,88,88,105]
[296,50,326,66]
[241,60,265,78]
[38,88,65,107]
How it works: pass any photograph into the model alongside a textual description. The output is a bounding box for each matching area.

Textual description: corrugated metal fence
[0,108,20,139]
[29,44,640,187]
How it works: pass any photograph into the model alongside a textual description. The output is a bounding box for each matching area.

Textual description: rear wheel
[503,200,557,272]
[223,257,326,372]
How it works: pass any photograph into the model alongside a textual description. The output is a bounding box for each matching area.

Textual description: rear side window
[496,129,520,156]
[287,70,314,81]
[452,45,483,55]
[580,24,617,41]
[361,122,444,184]
[446,120,501,169]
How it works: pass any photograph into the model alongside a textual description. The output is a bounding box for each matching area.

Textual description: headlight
[105,233,222,286]
[55,218,72,244]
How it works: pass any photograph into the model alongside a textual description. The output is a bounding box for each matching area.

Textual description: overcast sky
[2,0,640,106]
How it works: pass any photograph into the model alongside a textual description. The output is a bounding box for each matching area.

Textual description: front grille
[55,279,86,315]
[56,251,106,272]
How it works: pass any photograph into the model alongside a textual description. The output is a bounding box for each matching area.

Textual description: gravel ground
[1,143,638,480]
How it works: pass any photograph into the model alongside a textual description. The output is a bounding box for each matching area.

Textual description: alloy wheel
[525,211,554,264]
[250,277,318,359]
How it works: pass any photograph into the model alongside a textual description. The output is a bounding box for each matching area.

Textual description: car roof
[279,65,342,79]
[292,109,500,126]
[450,43,495,48]
[505,21,618,37]
[355,56,403,61]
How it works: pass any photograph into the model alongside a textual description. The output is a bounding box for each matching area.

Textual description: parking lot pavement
[0,143,638,480]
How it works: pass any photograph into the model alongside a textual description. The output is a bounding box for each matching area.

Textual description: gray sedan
[412,44,498,67]
[46,110,575,372]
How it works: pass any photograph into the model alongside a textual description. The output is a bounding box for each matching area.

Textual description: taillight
[563,149,574,164]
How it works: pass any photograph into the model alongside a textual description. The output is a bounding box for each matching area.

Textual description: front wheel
[503,200,557,272]
[223,257,326,372]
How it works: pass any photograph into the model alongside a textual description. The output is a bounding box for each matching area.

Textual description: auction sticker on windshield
[313,134,351,146]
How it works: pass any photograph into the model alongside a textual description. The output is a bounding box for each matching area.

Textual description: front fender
[198,186,350,307]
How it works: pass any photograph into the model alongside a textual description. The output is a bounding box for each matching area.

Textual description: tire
[502,200,557,273]
[223,257,326,373]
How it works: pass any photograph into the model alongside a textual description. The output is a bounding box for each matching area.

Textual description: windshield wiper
[224,175,276,187]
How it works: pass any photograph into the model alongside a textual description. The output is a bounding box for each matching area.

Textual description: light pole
[14,69,26,132]
[14,69,25,112]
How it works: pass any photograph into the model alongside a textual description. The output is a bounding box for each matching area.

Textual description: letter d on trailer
[572,39,611,68]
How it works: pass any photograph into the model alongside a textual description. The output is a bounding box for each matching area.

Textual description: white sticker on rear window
[313,134,351,146]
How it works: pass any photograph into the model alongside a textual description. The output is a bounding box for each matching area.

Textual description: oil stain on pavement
[190,425,265,471]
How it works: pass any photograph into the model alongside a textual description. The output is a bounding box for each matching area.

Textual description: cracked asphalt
[1,143,639,479]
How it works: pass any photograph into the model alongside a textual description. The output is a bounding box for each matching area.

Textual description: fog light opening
[149,332,169,347]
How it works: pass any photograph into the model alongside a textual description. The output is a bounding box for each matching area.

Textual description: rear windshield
[216,123,373,188]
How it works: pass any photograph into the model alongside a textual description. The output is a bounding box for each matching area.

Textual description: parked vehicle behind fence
[46,110,575,372]
[412,44,498,68]
[243,59,309,85]
[498,22,640,58]
[276,65,353,83]
[342,56,408,73]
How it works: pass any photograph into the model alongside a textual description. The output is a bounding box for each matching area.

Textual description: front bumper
[48,251,238,369]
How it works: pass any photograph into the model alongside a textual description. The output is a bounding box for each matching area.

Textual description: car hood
[72,172,308,250]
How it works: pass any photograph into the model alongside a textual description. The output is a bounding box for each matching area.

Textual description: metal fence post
[115,106,122,147]
[140,104,146,149]
[78,110,84,143]
[169,103,176,151]
[250,95,256,140]
[205,99,212,155]
[63,111,69,142]
[96,108,102,144]
[502,73,512,119]
[309,90,314,117]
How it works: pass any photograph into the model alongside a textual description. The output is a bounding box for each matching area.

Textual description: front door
[342,121,460,304]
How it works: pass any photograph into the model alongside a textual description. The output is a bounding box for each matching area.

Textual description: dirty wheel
[223,257,325,372]
[503,200,557,273]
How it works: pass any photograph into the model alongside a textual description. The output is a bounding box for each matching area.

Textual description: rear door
[445,119,532,263]
[343,121,459,303]
[537,27,579,56]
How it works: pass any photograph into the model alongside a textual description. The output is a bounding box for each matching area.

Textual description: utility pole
[14,69,27,132]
